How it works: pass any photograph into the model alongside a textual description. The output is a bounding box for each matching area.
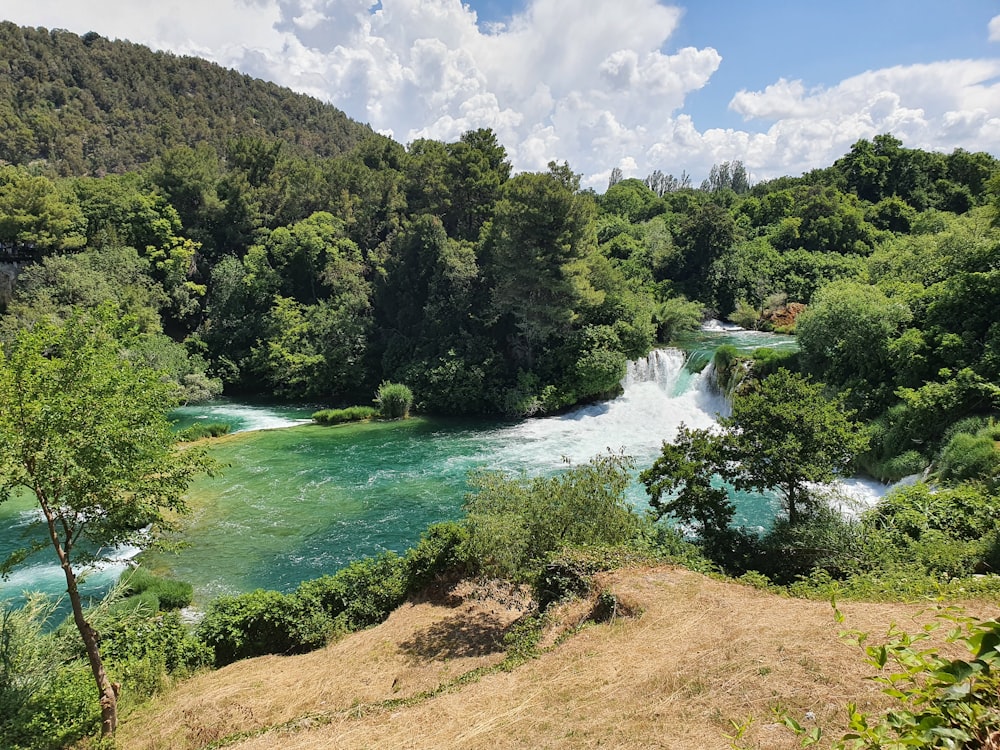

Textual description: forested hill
[0,22,373,175]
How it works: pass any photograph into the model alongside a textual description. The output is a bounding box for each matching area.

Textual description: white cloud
[2,1,1000,188]
[721,60,1000,180]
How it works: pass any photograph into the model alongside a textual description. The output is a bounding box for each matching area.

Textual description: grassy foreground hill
[115,566,989,750]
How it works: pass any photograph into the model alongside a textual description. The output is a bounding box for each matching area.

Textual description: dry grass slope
[117,567,988,750]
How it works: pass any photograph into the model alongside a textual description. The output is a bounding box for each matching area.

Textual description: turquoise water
[0,326,885,606]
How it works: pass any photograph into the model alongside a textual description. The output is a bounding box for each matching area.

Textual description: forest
[1,22,1000,749]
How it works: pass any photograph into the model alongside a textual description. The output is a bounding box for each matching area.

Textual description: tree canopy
[0,307,212,737]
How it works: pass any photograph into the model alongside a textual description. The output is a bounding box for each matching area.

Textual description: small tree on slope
[0,307,212,738]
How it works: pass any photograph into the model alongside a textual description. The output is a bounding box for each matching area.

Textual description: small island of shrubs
[312,382,414,425]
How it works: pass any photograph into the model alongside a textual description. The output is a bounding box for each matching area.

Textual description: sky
[4,0,1000,190]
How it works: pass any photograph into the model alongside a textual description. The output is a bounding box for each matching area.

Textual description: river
[0,325,886,606]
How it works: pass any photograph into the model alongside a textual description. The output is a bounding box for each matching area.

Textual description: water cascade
[0,330,887,604]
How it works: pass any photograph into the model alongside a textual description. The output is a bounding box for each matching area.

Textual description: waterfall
[495,348,728,471]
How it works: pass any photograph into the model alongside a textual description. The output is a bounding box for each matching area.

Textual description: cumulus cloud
[723,60,1000,180]
[3,0,1000,188]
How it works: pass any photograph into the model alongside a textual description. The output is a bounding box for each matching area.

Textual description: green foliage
[0,22,372,176]
[938,431,1000,485]
[404,521,472,591]
[6,661,100,750]
[376,381,414,419]
[786,613,1000,749]
[197,524,472,667]
[463,452,642,581]
[0,596,61,738]
[117,567,194,610]
[0,307,213,736]
[870,449,928,483]
[175,421,231,441]
[641,424,735,536]
[311,406,378,425]
[796,280,912,414]
[652,296,703,342]
[196,589,335,667]
[296,553,409,632]
[644,369,869,546]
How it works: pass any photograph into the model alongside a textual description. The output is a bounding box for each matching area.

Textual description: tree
[0,308,212,738]
[642,369,868,531]
[796,279,912,413]
[640,424,734,538]
[481,170,598,369]
[725,369,869,525]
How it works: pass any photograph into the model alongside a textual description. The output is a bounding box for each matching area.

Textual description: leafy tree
[0,166,86,253]
[642,369,868,530]
[481,170,599,370]
[640,424,734,538]
[727,369,869,525]
[0,308,212,738]
[796,280,912,413]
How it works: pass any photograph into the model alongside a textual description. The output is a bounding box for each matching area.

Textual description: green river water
[0,326,886,607]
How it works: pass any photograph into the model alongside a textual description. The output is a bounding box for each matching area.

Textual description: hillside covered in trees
[1,22,999,467]
[0,22,373,175]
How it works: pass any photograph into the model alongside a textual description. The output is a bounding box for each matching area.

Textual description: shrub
[938,432,1000,484]
[11,662,100,750]
[874,449,928,482]
[463,452,642,581]
[0,596,61,741]
[296,552,409,631]
[176,422,231,441]
[375,381,414,419]
[404,522,472,591]
[118,567,194,610]
[196,590,335,667]
[312,405,378,425]
[750,347,799,378]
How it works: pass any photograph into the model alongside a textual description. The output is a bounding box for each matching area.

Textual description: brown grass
[117,567,991,750]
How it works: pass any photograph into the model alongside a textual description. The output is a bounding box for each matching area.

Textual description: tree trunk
[41,499,120,738]
[63,561,119,737]
[786,485,799,526]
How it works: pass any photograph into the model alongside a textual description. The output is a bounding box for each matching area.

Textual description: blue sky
[4,0,1000,188]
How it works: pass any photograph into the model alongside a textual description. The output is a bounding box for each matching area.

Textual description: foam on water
[2,339,896,602]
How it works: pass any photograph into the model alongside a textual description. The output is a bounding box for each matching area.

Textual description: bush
[938,432,1000,484]
[118,567,194,610]
[312,405,378,425]
[296,552,409,632]
[463,452,643,581]
[176,421,231,441]
[872,449,928,483]
[404,522,472,591]
[375,381,413,419]
[10,662,99,750]
[0,596,61,742]
[196,590,335,667]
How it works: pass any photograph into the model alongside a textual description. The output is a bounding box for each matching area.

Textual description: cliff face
[765,301,807,330]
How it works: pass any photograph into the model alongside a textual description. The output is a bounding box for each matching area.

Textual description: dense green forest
[3,23,1000,748]
[0,23,997,464]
